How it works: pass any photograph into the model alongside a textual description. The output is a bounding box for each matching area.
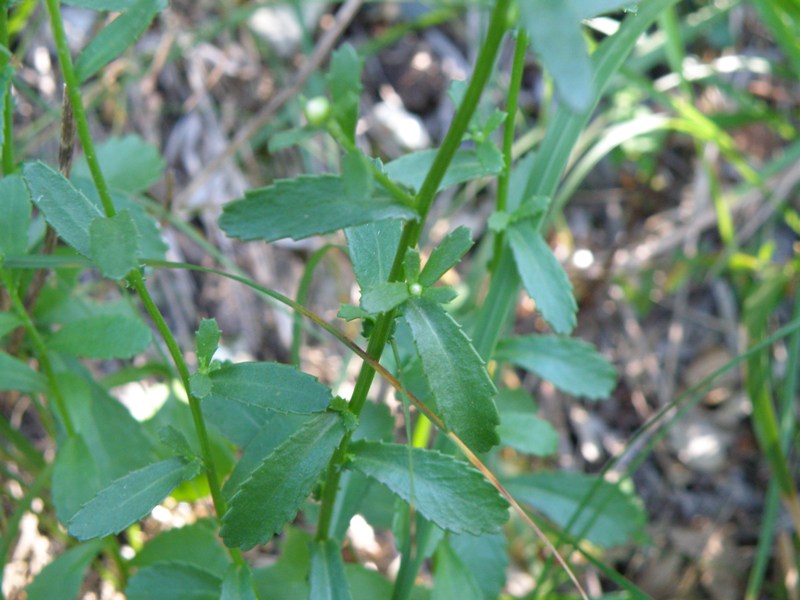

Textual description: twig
[173,0,364,208]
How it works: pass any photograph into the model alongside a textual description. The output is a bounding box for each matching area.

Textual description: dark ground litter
[3,2,800,598]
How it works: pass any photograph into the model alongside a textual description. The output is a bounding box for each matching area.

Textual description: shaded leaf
[342,149,374,199]
[349,441,508,535]
[571,0,639,18]
[0,65,11,153]
[401,298,499,452]
[220,175,416,242]
[63,0,138,9]
[385,148,504,193]
[497,413,558,456]
[504,472,647,547]
[496,335,616,399]
[449,532,509,600]
[75,0,167,82]
[432,540,483,600]
[361,281,410,314]
[205,362,331,415]
[68,457,202,540]
[221,412,346,549]
[0,174,31,255]
[48,313,151,359]
[196,318,221,373]
[418,226,474,287]
[26,539,105,600]
[309,540,353,600]
[0,313,22,340]
[89,210,141,279]
[507,221,577,334]
[328,44,363,143]
[52,435,100,524]
[221,564,259,600]
[73,135,165,194]
[0,352,47,393]
[126,562,221,600]
[251,527,312,599]
[345,221,403,292]
[130,520,229,578]
[23,161,102,258]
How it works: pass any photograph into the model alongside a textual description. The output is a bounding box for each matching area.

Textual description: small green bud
[409,283,423,297]
[303,96,332,126]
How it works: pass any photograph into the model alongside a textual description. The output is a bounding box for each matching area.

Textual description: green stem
[0,267,73,436]
[0,2,13,174]
[315,0,511,543]
[43,0,241,564]
[492,26,527,273]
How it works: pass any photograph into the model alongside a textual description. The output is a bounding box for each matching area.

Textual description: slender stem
[0,1,13,175]
[492,26,527,272]
[43,0,241,564]
[0,268,74,436]
[315,0,511,543]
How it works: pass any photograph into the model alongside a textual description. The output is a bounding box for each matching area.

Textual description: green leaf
[48,313,152,358]
[449,532,509,600]
[158,425,197,460]
[348,442,509,535]
[23,161,103,258]
[309,540,353,600]
[127,562,221,600]
[570,0,639,18]
[130,520,229,579]
[196,318,221,373]
[0,65,12,153]
[495,335,616,400]
[0,313,21,340]
[220,175,416,242]
[205,362,332,415]
[68,457,202,540]
[418,226,473,287]
[432,540,483,600]
[0,352,47,393]
[385,148,504,193]
[73,135,166,194]
[327,44,363,143]
[497,413,558,457]
[89,210,141,279]
[52,435,100,524]
[345,220,403,292]
[401,298,499,452]
[507,222,577,335]
[26,539,105,600]
[221,564,258,600]
[221,412,346,549]
[342,149,374,199]
[251,527,312,599]
[268,127,317,153]
[504,472,647,548]
[361,281,410,314]
[63,0,138,9]
[0,174,32,255]
[521,1,593,113]
[75,0,167,82]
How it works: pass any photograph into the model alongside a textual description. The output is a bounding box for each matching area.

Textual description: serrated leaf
[221,412,346,549]
[309,540,353,600]
[496,335,616,400]
[130,520,230,578]
[401,298,499,452]
[385,148,504,193]
[422,286,457,305]
[48,313,151,358]
[89,210,141,279]
[158,425,196,460]
[205,362,332,415]
[449,532,509,600]
[68,457,202,540]
[521,1,593,113]
[0,352,47,393]
[507,222,577,335]
[349,442,508,535]
[196,318,221,372]
[221,564,258,600]
[220,175,416,242]
[75,0,167,82]
[23,161,103,258]
[361,281,410,314]
[328,44,363,143]
[25,539,105,600]
[418,226,474,287]
[126,562,221,600]
[432,541,483,600]
[345,220,403,292]
[504,472,647,548]
[0,174,31,255]
[73,135,166,194]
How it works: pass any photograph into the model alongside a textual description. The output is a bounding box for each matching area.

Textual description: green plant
[3,0,797,598]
